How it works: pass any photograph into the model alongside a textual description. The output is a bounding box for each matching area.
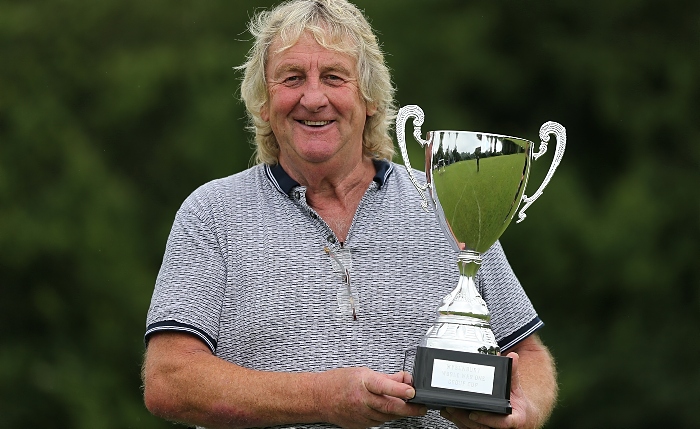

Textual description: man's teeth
[302,120,331,126]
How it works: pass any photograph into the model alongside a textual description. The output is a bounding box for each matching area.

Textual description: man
[142,1,557,428]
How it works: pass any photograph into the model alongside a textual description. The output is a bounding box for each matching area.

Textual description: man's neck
[280,155,376,243]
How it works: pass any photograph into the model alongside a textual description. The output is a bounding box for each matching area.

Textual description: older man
[142,1,557,428]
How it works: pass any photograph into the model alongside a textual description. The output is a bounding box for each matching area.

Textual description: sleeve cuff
[144,320,217,353]
[498,316,544,351]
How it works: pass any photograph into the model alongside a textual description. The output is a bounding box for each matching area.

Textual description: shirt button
[293,190,301,200]
[327,235,336,244]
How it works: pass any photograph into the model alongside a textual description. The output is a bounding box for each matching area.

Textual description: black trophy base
[408,346,512,414]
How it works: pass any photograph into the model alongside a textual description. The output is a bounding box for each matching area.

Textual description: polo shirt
[145,160,542,429]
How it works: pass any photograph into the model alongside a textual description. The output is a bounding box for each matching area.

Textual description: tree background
[1,0,698,428]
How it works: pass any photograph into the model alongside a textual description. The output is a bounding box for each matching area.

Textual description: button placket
[324,245,359,320]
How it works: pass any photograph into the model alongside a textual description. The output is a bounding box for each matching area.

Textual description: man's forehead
[270,28,355,52]
[267,34,357,74]
[268,32,356,60]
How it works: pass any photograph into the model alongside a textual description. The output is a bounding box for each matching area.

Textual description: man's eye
[283,76,303,86]
[324,75,345,86]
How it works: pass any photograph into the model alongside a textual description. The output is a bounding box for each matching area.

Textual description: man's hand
[316,368,427,429]
[440,352,528,429]
[439,334,557,429]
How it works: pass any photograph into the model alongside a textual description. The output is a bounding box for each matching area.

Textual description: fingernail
[406,387,415,399]
[469,412,479,421]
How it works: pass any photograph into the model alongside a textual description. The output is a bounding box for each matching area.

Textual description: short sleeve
[477,240,543,351]
[145,190,227,353]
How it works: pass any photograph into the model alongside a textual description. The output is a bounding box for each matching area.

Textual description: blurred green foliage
[1,0,698,428]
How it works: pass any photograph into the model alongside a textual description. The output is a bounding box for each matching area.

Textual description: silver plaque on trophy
[397,105,565,413]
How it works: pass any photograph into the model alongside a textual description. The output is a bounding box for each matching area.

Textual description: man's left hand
[439,334,557,429]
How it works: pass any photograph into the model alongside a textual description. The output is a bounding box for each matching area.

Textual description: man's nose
[300,79,329,112]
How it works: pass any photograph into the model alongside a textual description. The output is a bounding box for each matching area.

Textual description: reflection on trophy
[397,105,565,413]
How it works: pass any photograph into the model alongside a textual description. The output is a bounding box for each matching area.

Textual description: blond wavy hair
[238,0,396,165]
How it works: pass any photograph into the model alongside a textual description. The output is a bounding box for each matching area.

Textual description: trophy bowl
[397,105,565,413]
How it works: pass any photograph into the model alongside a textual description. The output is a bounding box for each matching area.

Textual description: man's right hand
[314,367,428,429]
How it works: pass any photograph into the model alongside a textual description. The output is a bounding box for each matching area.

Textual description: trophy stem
[421,250,500,355]
[438,250,489,320]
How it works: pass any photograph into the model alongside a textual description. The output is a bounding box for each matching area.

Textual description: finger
[387,370,413,385]
[506,351,520,390]
[352,411,392,429]
[363,373,415,400]
[365,394,428,418]
[441,407,490,429]
[467,353,520,428]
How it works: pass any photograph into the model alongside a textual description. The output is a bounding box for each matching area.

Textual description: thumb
[506,351,521,391]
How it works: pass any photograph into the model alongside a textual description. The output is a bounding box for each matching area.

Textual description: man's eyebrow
[268,61,355,80]
[270,63,305,78]
[321,62,353,75]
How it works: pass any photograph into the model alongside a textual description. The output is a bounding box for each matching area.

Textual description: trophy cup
[397,105,565,413]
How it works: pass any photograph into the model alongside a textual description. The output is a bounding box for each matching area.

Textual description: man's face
[261,32,376,168]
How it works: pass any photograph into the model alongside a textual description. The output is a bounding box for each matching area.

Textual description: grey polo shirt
[145,160,542,428]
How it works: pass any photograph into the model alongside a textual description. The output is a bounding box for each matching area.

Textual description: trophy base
[405,346,512,414]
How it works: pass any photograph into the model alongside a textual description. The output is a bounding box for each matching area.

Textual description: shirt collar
[266,159,394,197]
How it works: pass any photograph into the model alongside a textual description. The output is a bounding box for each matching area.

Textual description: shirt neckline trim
[265,159,393,197]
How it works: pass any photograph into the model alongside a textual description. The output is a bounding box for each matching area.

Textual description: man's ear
[366,102,377,117]
[260,102,269,122]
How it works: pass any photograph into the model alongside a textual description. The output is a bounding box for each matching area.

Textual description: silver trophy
[397,105,565,413]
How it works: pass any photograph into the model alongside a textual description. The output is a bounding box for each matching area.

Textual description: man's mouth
[300,120,332,127]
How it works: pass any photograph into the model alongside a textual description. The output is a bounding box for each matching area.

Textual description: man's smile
[299,120,333,127]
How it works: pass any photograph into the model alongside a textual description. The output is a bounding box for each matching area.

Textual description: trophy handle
[396,105,432,210]
[516,121,566,223]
